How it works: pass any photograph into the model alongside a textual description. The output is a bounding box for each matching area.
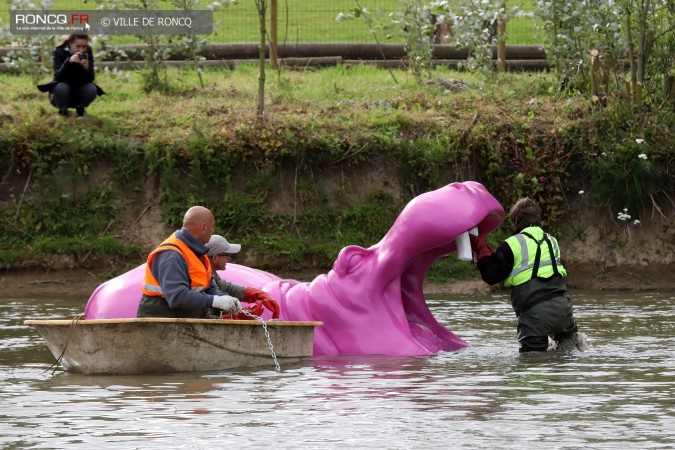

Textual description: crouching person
[37,33,105,118]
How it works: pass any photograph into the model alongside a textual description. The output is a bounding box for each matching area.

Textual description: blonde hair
[509,197,541,231]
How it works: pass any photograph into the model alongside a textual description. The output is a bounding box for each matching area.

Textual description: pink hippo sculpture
[84,181,504,356]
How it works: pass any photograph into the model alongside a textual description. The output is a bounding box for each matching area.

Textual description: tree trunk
[256,0,267,116]
[623,9,637,102]
[270,0,279,70]
[637,0,651,94]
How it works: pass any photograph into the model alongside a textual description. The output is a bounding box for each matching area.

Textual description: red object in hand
[244,300,264,317]
[470,234,494,260]
[244,287,265,302]
[244,287,280,319]
[224,288,281,320]
[222,300,264,320]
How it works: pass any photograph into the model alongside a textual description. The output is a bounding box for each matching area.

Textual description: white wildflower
[635,138,645,144]
[638,153,647,160]
[617,208,631,221]
[633,220,641,225]
[578,190,584,195]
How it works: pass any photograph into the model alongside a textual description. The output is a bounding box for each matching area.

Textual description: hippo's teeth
[456,231,472,261]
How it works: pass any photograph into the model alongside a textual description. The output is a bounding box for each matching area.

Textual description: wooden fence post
[270,0,279,69]
[590,49,599,98]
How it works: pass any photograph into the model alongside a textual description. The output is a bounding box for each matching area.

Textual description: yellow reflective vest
[504,226,567,287]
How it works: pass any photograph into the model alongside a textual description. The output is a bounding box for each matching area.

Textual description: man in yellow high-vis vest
[470,197,582,352]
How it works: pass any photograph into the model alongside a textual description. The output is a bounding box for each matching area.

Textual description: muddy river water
[1,291,674,448]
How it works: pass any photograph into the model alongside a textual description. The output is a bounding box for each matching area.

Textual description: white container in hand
[456,227,479,262]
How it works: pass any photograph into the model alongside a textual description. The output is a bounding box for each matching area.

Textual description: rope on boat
[47,313,85,375]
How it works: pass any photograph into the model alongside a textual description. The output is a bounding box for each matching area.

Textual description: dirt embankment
[2,170,673,300]
[3,261,674,301]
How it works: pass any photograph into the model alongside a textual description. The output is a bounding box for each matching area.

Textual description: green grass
[0,63,512,141]
[1,0,539,45]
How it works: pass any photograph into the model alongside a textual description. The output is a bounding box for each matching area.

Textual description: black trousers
[49,82,97,111]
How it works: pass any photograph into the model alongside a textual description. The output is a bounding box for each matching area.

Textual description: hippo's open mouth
[379,182,505,353]
[396,228,490,352]
[307,181,506,355]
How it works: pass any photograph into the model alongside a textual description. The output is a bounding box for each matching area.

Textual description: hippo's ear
[333,245,370,277]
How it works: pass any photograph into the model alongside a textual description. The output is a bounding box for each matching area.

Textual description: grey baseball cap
[205,235,241,256]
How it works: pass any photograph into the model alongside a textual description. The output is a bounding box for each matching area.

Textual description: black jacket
[37,46,105,95]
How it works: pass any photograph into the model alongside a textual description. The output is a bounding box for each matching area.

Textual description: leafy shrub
[588,145,664,217]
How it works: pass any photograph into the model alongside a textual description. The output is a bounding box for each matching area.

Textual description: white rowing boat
[24,318,322,374]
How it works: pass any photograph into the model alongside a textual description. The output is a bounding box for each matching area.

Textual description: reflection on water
[1,291,674,448]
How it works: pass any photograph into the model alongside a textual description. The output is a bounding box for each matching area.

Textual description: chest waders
[509,230,579,352]
[511,231,564,317]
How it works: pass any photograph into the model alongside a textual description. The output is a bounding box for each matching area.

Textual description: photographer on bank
[37,34,105,118]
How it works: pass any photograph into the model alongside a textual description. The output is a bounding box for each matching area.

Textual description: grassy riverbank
[1,64,673,281]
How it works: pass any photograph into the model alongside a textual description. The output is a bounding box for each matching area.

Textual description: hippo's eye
[334,245,369,276]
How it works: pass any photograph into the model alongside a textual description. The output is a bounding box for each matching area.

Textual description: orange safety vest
[141,233,212,297]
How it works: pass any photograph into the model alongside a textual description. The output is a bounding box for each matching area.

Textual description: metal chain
[239,309,280,372]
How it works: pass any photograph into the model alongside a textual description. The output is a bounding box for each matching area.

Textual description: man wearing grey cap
[205,235,245,299]
[205,235,280,319]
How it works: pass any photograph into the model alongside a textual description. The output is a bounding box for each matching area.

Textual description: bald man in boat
[137,206,242,318]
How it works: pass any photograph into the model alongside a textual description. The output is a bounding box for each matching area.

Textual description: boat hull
[24,318,322,374]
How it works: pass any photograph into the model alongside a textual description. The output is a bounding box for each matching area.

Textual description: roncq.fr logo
[14,13,90,26]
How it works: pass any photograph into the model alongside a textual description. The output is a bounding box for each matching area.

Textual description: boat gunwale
[24,318,323,327]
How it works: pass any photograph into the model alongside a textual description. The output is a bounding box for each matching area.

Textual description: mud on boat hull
[24,318,322,374]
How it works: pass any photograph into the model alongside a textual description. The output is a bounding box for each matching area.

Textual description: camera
[79,52,88,60]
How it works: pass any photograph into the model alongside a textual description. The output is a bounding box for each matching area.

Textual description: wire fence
[1,0,539,45]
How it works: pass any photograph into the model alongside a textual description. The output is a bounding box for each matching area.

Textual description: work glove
[244,300,265,317]
[470,234,494,261]
[261,297,280,319]
[222,300,264,320]
[212,295,241,314]
[244,287,280,319]
[244,287,267,302]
